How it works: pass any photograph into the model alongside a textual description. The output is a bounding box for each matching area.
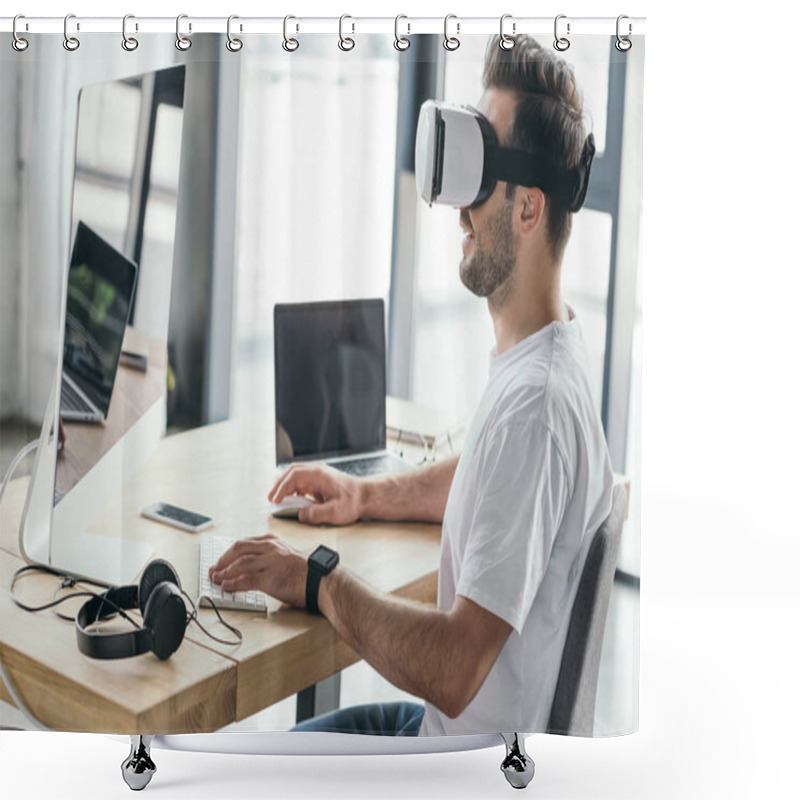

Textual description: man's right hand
[269,464,363,526]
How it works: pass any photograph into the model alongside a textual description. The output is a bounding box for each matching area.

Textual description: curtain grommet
[283,15,299,52]
[443,14,460,51]
[63,13,80,51]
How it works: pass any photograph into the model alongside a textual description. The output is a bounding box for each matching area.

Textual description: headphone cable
[183,590,243,647]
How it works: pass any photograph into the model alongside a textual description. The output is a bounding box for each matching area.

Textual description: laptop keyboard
[331,454,408,477]
[60,379,93,414]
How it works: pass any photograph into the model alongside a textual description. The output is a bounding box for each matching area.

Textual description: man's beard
[459,199,516,300]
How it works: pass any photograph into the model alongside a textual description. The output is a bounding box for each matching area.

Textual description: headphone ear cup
[139,558,182,611]
[143,581,187,660]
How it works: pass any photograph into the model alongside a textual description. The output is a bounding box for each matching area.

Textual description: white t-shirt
[419,312,614,736]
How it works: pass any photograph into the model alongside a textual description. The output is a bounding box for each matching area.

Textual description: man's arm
[210,534,512,719]
[318,565,512,719]
[269,456,459,526]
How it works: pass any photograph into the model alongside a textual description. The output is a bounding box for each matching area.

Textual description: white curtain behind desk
[232,37,399,419]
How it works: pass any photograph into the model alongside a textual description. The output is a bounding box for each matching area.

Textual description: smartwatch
[306,545,339,615]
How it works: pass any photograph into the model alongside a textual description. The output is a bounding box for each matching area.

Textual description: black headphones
[75,559,187,661]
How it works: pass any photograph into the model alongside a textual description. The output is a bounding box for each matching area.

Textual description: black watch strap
[306,545,339,615]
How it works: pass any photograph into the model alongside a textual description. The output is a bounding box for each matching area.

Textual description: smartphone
[141,502,213,533]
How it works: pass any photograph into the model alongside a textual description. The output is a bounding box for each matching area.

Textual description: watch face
[311,545,339,572]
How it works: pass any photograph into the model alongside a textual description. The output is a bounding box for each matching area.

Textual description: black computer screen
[274,299,386,462]
[63,221,138,415]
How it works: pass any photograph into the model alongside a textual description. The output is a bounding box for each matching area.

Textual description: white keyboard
[198,534,269,612]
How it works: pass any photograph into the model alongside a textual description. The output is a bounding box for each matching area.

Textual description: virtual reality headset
[415,100,595,212]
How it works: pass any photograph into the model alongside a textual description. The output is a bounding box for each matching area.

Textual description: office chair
[499,483,627,788]
[546,481,628,737]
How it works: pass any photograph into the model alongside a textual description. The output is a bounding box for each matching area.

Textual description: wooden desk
[0,550,237,732]
[1,417,441,733]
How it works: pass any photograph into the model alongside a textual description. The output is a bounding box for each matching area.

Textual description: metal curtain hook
[226,14,243,52]
[554,14,570,51]
[443,14,460,51]
[394,14,410,51]
[122,14,139,51]
[499,14,516,50]
[616,15,632,51]
[63,13,80,51]
[283,15,299,52]
[12,14,29,52]
[338,14,355,51]
[176,14,192,50]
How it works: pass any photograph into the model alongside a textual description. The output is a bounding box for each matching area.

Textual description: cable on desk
[1,437,49,730]
[0,437,39,504]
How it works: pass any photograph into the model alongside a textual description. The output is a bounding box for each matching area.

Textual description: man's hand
[269,464,363,526]
[270,456,459,527]
[209,534,308,608]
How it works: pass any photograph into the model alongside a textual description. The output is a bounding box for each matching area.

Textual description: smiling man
[210,35,614,737]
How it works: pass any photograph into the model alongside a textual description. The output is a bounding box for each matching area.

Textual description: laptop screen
[274,299,386,463]
[63,221,138,416]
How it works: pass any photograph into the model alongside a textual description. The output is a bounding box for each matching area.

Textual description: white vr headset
[415,100,595,212]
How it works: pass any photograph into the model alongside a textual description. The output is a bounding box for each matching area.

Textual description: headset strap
[488,132,595,212]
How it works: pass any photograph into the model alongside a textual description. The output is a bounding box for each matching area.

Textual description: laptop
[60,221,138,423]
[274,299,408,477]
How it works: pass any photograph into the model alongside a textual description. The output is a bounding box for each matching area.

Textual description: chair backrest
[547,481,627,736]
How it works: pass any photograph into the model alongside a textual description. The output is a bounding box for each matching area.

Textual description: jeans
[291,702,425,736]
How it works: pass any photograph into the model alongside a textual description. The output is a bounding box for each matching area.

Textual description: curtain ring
[122,14,139,51]
[63,13,80,51]
[176,14,192,51]
[554,14,570,51]
[443,14,460,51]
[338,14,355,51]
[226,14,243,52]
[283,15,299,52]
[499,14,515,50]
[615,15,632,51]
[12,14,29,52]
[394,15,410,51]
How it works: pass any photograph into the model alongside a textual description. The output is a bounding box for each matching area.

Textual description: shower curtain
[0,11,644,789]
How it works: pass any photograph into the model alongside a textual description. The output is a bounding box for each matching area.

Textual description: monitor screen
[63,221,138,416]
[274,299,386,463]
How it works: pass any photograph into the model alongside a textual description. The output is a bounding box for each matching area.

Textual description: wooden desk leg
[121,735,156,791]
[295,673,342,724]
[500,733,535,789]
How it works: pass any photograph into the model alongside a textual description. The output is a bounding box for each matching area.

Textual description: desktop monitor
[19,65,186,587]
